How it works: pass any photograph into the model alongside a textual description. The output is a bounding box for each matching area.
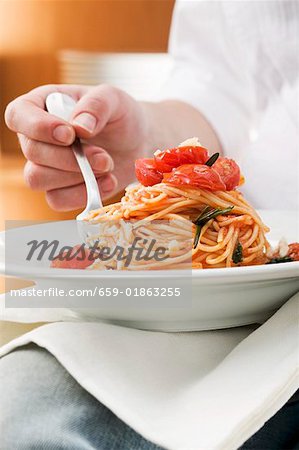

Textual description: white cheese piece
[178,137,202,147]
[278,238,289,258]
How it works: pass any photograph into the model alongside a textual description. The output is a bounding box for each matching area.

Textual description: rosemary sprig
[205,152,220,167]
[266,256,293,264]
[193,205,234,249]
[193,205,210,249]
[232,241,243,264]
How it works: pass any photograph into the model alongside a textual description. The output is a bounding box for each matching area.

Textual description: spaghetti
[51,138,298,270]
[86,182,270,270]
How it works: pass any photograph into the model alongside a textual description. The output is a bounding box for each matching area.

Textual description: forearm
[141,100,222,155]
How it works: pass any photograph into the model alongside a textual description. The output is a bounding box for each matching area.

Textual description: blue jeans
[0,344,298,450]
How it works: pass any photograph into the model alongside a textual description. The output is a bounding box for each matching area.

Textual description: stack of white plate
[58,50,173,100]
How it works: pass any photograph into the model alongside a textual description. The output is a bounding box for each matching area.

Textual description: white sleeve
[157,0,257,156]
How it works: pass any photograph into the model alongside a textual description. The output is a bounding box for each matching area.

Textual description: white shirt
[159,0,299,210]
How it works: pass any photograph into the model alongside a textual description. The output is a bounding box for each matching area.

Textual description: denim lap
[0,344,298,450]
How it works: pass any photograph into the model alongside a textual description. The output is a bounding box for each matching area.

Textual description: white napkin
[0,292,298,450]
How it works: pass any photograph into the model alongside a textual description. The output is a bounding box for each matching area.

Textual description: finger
[24,161,85,191]
[5,84,88,145]
[70,84,122,139]
[45,174,118,211]
[24,161,115,191]
[19,135,114,173]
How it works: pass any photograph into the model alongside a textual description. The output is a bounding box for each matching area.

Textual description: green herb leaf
[193,225,202,249]
[232,241,243,264]
[194,206,234,226]
[205,152,220,167]
[193,205,234,249]
[266,256,293,264]
[193,205,210,249]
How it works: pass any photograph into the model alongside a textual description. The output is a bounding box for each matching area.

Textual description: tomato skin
[163,164,227,191]
[213,157,240,191]
[51,245,94,269]
[288,243,299,261]
[154,146,209,173]
[135,158,163,186]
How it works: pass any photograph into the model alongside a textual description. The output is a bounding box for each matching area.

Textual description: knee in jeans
[0,344,68,447]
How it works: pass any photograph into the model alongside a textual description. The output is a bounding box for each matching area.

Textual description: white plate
[1,210,298,331]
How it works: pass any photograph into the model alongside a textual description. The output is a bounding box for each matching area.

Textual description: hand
[5,84,148,210]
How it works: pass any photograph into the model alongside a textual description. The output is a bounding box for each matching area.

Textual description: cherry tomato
[135,158,163,186]
[154,146,209,173]
[213,157,240,191]
[288,243,299,261]
[51,245,94,269]
[163,164,226,191]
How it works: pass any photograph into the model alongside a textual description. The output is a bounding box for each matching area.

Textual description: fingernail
[91,154,113,172]
[73,113,97,133]
[53,125,74,144]
[102,176,115,193]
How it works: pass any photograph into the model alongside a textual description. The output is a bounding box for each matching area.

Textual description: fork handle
[72,138,103,210]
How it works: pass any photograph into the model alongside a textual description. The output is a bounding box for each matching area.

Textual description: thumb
[71,85,121,139]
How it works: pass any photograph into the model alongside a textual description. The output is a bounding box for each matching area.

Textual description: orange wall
[0,0,174,153]
[0,0,174,225]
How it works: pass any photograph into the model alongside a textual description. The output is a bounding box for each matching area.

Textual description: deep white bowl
[1,210,298,331]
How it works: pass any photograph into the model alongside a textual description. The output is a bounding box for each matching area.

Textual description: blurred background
[0,0,174,333]
[0,0,174,228]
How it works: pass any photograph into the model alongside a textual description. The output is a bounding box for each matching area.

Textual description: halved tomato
[212,157,240,191]
[154,146,209,173]
[163,164,226,191]
[51,244,94,269]
[135,158,163,186]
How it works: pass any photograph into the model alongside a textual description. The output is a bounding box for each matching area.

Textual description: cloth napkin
[0,292,298,450]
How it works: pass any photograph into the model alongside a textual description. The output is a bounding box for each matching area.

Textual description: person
[1,1,298,448]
